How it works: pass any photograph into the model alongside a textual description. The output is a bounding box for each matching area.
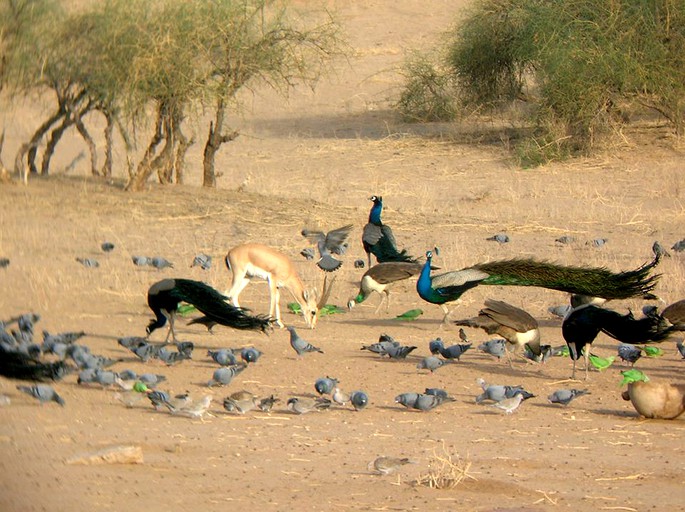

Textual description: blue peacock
[417,249,661,321]
[362,195,417,267]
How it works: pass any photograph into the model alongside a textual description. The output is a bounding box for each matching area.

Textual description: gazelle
[225,243,319,329]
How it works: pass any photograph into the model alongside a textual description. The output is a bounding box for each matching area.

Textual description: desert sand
[1,2,684,511]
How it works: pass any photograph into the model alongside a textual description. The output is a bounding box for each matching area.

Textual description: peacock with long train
[417,249,661,321]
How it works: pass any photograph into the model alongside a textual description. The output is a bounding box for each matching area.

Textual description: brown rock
[66,445,144,465]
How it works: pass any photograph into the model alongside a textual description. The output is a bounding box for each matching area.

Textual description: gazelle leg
[269,281,283,328]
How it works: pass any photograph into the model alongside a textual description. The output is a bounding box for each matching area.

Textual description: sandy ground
[1,2,685,511]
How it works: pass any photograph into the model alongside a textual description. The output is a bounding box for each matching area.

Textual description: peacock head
[369,195,382,205]
[425,247,440,260]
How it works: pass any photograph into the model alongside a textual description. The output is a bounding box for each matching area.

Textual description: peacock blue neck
[417,254,445,304]
[368,199,383,224]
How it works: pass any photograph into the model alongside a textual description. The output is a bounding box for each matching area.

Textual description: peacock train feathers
[417,250,661,308]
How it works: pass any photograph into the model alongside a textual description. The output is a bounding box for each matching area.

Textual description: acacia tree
[0,0,93,179]
[193,0,343,188]
[1,0,344,188]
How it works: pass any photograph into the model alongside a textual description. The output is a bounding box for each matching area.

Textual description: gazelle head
[302,289,319,329]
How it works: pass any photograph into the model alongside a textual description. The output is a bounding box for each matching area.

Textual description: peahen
[453,299,541,365]
[362,196,416,267]
[348,261,428,313]
[417,249,661,321]
[146,278,274,342]
[563,295,674,379]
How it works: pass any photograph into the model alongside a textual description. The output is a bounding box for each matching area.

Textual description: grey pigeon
[301,224,353,272]
[416,356,450,372]
[147,390,171,410]
[414,393,450,411]
[157,347,191,366]
[618,344,642,365]
[555,235,575,244]
[486,233,509,243]
[132,255,150,266]
[119,369,138,380]
[360,336,400,356]
[258,395,280,412]
[101,242,115,252]
[150,257,173,269]
[369,456,413,475]
[207,364,246,387]
[652,241,671,258]
[384,344,417,359]
[0,258,9,268]
[76,257,99,268]
[677,339,685,359]
[240,347,262,364]
[17,313,40,340]
[77,368,98,385]
[42,330,86,347]
[17,384,64,406]
[478,338,507,359]
[548,304,572,319]
[314,376,338,395]
[175,341,194,357]
[138,373,166,388]
[395,392,449,412]
[349,390,369,411]
[44,342,68,360]
[287,396,331,414]
[671,238,685,252]
[94,369,119,387]
[132,342,160,362]
[118,336,148,350]
[191,253,212,270]
[475,378,535,404]
[287,326,323,356]
[300,248,315,260]
[75,352,121,370]
[491,394,524,414]
[207,349,237,366]
[428,338,471,360]
[589,238,608,247]
[394,393,420,409]
[424,388,450,399]
[548,388,590,406]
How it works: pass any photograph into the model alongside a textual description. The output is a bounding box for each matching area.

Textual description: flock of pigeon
[1,195,684,434]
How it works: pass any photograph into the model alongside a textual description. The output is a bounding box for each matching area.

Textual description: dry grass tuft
[413,447,476,490]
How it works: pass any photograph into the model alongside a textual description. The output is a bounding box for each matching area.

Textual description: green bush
[396,52,458,122]
[398,0,685,164]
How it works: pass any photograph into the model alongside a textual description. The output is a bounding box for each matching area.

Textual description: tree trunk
[102,110,114,178]
[73,110,98,176]
[202,97,239,188]
[125,103,166,191]
[173,123,194,185]
[41,115,74,175]
[21,107,65,175]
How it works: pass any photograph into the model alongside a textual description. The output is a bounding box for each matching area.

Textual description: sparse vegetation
[0,0,345,190]
[396,51,459,122]
[398,0,685,165]
[413,447,475,490]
